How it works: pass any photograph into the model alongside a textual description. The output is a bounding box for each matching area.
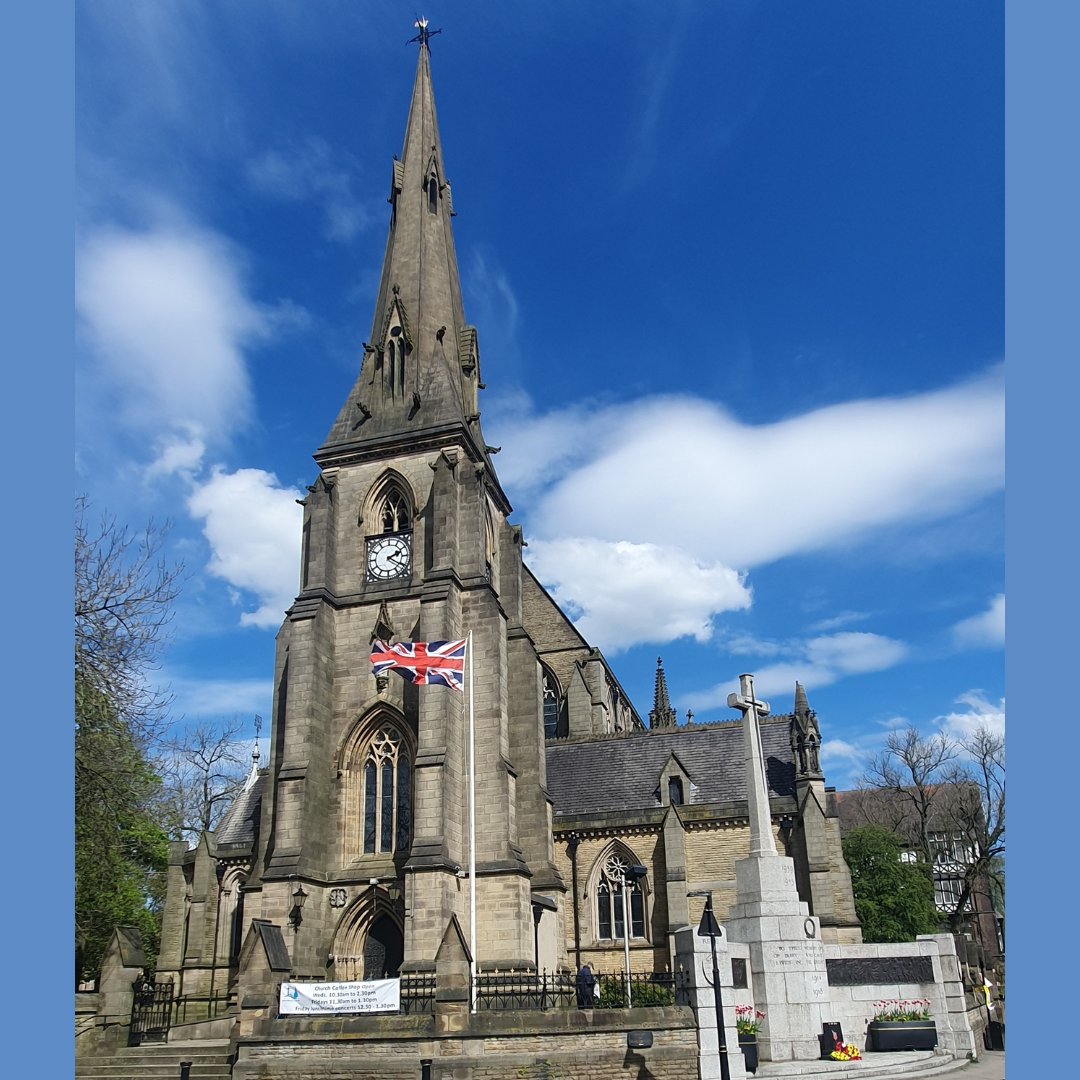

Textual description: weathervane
[407,17,442,48]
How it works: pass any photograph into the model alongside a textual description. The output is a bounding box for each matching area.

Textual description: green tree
[75,499,183,983]
[842,825,942,943]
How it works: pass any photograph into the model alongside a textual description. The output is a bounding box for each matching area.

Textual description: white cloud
[526,539,751,653]
[951,594,1005,649]
[247,138,372,242]
[187,468,305,628]
[682,631,909,712]
[491,368,1002,655]
[167,674,275,721]
[77,225,266,443]
[938,691,1005,742]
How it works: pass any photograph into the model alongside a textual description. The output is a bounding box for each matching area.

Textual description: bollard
[179,1062,191,1080]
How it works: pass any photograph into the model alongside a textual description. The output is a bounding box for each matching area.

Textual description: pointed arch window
[381,489,410,534]
[542,666,565,741]
[361,727,412,856]
[386,327,407,398]
[427,173,439,215]
[365,479,413,583]
[668,777,684,806]
[595,852,647,941]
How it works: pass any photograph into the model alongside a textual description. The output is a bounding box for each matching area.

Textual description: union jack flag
[370,639,467,691]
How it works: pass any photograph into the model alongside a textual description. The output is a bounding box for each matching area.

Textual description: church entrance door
[363,914,404,979]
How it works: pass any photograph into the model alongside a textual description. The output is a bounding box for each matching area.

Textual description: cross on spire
[407,17,442,49]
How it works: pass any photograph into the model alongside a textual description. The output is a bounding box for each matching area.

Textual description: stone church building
[155,33,862,1010]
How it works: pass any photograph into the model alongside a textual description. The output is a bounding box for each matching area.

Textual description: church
[76,29,993,1080]
[154,25,862,1009]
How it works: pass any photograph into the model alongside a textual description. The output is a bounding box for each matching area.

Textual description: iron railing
[129,975,174,1045]
[470,970,684,1012]
[594,970,681,1009]
[400,972,437,1015]
[474,971,576,1011]
[171,992,233,1025]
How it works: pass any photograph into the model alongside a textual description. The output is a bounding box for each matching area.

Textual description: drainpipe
[567,833,582,970]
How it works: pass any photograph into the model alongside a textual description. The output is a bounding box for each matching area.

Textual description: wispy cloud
[938,690,1005,741]
[951,594,1005,649]
[247,137,373,242]
[681,631,909,711]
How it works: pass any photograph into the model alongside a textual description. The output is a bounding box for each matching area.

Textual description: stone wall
[233,1007,699,1080]
[821,933,977,1059]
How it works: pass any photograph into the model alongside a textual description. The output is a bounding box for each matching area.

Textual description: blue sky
[74,1,1004,790]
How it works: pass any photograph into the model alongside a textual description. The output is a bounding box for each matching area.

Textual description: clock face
[366,534,411,581]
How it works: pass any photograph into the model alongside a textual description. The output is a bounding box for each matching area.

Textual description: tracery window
[361,727,412,855]
[595,853,646,941]
[381,489,410,534]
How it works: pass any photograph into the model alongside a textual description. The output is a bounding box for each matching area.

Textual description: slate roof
[545,717,797,818]
[215,771,266,847]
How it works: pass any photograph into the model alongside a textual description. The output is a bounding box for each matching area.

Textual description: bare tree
[156,718,255,844]
[75,495,184,745]
[858,724,1005,941]
[863,728,957,863]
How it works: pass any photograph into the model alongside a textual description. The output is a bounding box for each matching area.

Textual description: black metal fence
[400,972,437,1015]
[171,992,232,1025]
[470,970,683,1012]
[129,975,174,1045]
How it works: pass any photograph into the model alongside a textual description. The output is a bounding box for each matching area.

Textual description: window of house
[361,727,412,855]
[668,776,684,806]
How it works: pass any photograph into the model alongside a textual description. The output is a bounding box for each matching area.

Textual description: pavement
[945,1050,1005,1080]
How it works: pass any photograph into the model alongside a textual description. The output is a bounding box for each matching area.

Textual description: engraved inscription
[826,956,934,986]
[763,940,826,972]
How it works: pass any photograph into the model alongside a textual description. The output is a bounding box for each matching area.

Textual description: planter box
[738,1034,758,1074]
[868,1020,937,1052]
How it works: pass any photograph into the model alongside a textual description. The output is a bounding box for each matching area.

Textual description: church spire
[649,657,677,730]
[790,682,823,779]
[316,27,490,471]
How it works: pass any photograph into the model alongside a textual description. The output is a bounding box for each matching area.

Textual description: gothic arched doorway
[364,914,403,979]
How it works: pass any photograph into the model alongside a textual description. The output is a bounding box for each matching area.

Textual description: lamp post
[688,890,730,1080]
[605,855,648,1007]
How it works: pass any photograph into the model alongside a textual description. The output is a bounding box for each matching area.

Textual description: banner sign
[279,978,400,1015]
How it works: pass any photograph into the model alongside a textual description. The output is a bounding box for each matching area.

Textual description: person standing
[575,963,596,1008]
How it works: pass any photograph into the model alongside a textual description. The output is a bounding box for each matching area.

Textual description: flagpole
[467,630,477,1012]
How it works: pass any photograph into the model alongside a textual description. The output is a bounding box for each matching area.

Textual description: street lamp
[688,890,730,1080]
[604,855,648,1007]
[289,878,308,931]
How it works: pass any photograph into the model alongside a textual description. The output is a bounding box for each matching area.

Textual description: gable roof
[545,717,796,817]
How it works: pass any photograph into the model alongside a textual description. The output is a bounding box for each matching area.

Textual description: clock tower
[242,33,566,981]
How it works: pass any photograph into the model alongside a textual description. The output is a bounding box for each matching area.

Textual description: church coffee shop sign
[280,979,400,1015]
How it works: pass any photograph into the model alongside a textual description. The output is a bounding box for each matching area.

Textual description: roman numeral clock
[365,533,412,581]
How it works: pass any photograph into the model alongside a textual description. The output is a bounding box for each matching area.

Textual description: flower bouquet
[735,1004,765,1036]
[830,1042,862,1061]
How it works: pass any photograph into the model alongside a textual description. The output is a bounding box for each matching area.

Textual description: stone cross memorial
[724,673,830,1063]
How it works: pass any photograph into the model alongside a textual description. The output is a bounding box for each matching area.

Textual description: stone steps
[75,1040,232,1080]
[755,1050,967,1079]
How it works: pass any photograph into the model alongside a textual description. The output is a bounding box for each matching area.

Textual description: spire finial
[649,657,677,730]
[407,17,442,49]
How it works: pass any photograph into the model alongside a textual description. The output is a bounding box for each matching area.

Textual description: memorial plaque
[825,956,934,986]
[731,958,748,989]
